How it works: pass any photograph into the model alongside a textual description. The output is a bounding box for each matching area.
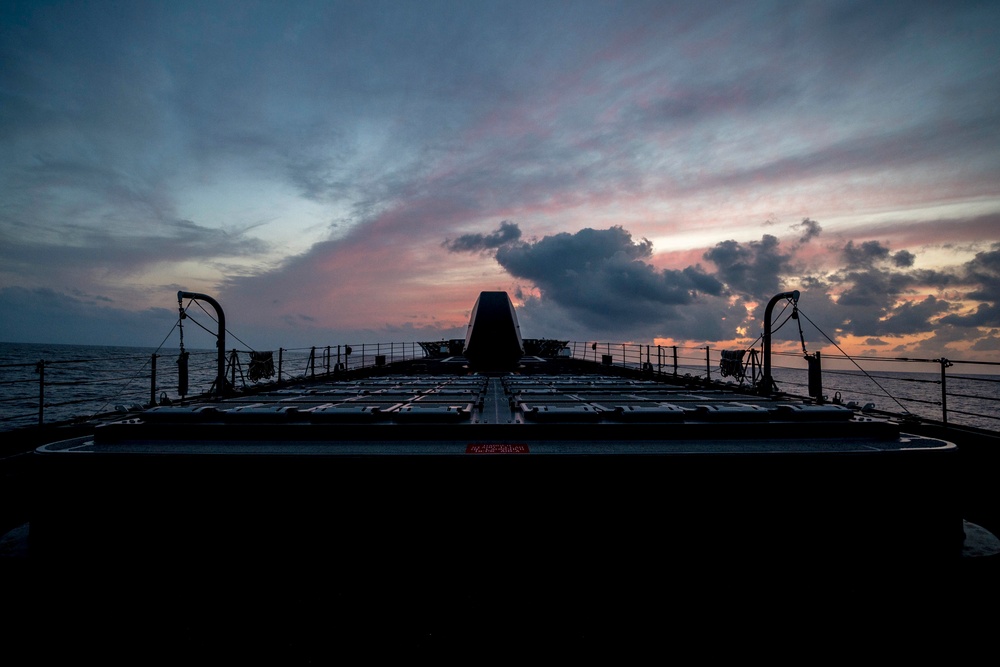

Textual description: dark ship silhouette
[25,290,998,650]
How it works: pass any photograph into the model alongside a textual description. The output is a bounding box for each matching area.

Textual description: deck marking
[466,443,529,454]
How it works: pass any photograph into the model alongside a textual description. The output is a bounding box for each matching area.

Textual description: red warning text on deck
[466,443,530,454]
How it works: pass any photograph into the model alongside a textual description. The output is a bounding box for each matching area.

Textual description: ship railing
[565,341,1000,432]
[0,342,432,432]
[5,340,999,433]
[238,342,428,384]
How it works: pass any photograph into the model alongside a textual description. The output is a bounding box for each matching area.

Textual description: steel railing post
[150,353,157,406]
[36,360,45,426]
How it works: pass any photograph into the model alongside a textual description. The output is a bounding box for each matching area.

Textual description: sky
[2,0,999,365]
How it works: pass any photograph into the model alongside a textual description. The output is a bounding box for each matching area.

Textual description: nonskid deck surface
[45,372,948,454]
[138,372,867,426]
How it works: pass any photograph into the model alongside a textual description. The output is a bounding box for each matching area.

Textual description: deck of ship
[28,360,965,578]
[6,357,1000,658]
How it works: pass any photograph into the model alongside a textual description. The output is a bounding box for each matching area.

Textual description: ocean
[1,341,998,433]
[681,359,1000,431]
[0,342,323,432]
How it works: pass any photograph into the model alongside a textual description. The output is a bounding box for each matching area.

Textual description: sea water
[629,358,1000,432]
[773,366,1000,430]
[0,342,317,432]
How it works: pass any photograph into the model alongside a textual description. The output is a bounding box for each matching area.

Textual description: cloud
[939,303,1000,328]
[929,245,1000,327]
[875,295,953,335]
[963,245,1000,302]
[1,1,999,366]
[842,240,892,269]
[970,330,1000,352]
[815,236,1000,339]
[0,218,271,294]
[892,250,916,268]
[703,235,791,299]
[0,286,177,347]
[495,226,725,328]
[446,219,1000,358]
[443,220,521,253]
[793,218,822,245]
[433,217,1000,356]
[440,222,736,340]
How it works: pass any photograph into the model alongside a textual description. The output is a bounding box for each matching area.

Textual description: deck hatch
[519,402,604,422]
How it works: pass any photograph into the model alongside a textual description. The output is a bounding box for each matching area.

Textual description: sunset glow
[1,1,998,363]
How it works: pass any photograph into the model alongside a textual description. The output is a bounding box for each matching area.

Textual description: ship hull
[32,434,962,602]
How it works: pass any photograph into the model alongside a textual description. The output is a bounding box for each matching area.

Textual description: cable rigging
[88,319,182,418]
[794,306,911,416]
[176,293,275,396]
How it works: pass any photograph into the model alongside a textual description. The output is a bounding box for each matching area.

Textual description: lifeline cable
[191,298,256,352]
[88,319,181,418]
[795,307,911,415]
[183,298,266,392]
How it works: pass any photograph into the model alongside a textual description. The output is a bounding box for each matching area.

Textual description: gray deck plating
[37,372,953,456]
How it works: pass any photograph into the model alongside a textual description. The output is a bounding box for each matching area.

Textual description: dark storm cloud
[443,224,725,332]
[443,221,521,252]
[829,262,927,335]
[479,224,809,343]
[794,218,822,245]
[821,238,1000,338]
[703,235,790,299]
[925,245,1000,328]
[969,330,1000,352]
[892,250,916,268]
[940,303,1000,328]
[443,221,757,343]
[963,245,1000,302]
[833,269,909,308]
[842,240,891,269]
[443,219,1000,349]
[905,268,962,290]
[875,295,953,335]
